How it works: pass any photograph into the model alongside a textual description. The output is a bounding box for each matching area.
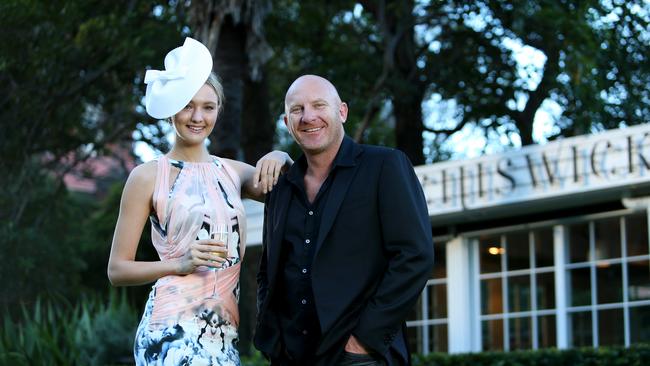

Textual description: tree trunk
[209,17,246,159]
[386,1,425,165]
[513,47,559,146]
[242,67,274,164]
[360,0,425,165]
[393,91,425,165]
[187,0,273,161]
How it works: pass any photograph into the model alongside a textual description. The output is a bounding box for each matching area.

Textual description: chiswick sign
[415,123,650,217]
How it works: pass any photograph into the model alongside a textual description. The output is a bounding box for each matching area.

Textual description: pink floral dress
[134,155,247,366]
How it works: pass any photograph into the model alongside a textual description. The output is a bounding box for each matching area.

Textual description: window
[565,213,650,348]
[415,209,650,354]
[476,227,555,351]
[407,239,448,353]
[471,211,650,352]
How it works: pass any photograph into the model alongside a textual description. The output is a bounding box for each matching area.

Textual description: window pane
[568,222,590,263]
[429,324,448,353]
[482,319,504,351]
[569,267,592,306]
[628,259,650,301]
[630,305,650,343]
[570,311,593,347]
[481,278,503,314]
[534,227,554,268]
[537,314,556,348]
[428,283,447,319]
[506,231,530,271]
[536,272,556,310]
[627,213,649,257]
[432,240,447,279]
[596,263,622,304]
[508,274,531,312]
[593,217,621,260]
[598,308,624,346]
[509,316,532,350]
[479,234,503,274]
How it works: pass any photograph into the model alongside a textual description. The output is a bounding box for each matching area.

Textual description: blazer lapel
[314,140,363,257]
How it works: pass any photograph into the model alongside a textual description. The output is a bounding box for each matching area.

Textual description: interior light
[488,246,502,255]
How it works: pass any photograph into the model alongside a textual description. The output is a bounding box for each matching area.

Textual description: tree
[389,0,650,151]
[264,1,650,163]
[185,0,275,163]
[265,0,392,154]
[428,0,650,147]
[358,0,427,164]
[0,0,181,306]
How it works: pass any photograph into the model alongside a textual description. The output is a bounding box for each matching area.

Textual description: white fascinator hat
[144,37,213,119]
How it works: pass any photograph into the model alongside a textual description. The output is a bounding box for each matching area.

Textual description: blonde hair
[205,72,225,113]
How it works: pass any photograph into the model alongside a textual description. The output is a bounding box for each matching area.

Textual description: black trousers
[337,351,385,366]
[270,351,385,366]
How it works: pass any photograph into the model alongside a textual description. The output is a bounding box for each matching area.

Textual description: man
[254,75,434,365]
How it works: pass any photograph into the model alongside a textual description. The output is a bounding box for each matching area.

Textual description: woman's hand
[176,238,228,275]
[253,151,293,194]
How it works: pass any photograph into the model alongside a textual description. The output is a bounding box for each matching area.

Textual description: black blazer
[255,137,434,365]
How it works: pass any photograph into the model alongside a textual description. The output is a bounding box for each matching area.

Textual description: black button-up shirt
[275,155,334,362]
[273,138,358,363]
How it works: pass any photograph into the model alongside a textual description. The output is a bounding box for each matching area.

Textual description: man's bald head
[282,74,349,157]
[284,75,342,110]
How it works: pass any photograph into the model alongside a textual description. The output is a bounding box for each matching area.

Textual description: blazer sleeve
[353,149,434,355]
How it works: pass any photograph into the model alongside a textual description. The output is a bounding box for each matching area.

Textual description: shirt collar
[333,135,358,168]
[286,135,358,186]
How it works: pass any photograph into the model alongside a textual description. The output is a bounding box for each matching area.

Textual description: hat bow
[144,67,189,85]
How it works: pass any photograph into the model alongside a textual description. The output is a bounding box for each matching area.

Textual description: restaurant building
[244,123,650,354]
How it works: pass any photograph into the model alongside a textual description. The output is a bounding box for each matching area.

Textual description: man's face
[284,76,348,156]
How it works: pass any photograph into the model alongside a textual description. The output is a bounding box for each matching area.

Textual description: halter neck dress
[134,155,247,366]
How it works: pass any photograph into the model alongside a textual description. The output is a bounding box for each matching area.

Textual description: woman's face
[171,84,219,146]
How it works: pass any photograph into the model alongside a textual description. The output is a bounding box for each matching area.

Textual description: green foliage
[0,162,90,308]
[0,0,181,220]
[0,0,180,169]
[76,290,138,365]
[266,0,393,150]
[265,0,650,160]
[76,180,159,312]
[0,289,137,366]
[0,0,177,310]
[240,347,269,366]
[413,344,650,366]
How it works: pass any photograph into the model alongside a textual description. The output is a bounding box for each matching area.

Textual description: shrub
[0,289,137,365]
[413,344,650,366]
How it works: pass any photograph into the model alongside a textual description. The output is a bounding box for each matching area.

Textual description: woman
[107,37,291,365]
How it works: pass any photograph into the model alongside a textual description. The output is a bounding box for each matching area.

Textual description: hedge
[413,344,650,366]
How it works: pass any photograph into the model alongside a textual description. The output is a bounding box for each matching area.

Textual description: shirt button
[302,268,307,274]
[301,299,307,305]
[305,239,311,244]
[308,210,314,216]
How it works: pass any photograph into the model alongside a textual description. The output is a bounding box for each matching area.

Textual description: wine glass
[207,222,228,299]
[212,223,229,267]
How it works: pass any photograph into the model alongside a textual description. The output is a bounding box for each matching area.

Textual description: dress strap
[214,157,241,194]
[214,157,247,259]
[152,155,171,227]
